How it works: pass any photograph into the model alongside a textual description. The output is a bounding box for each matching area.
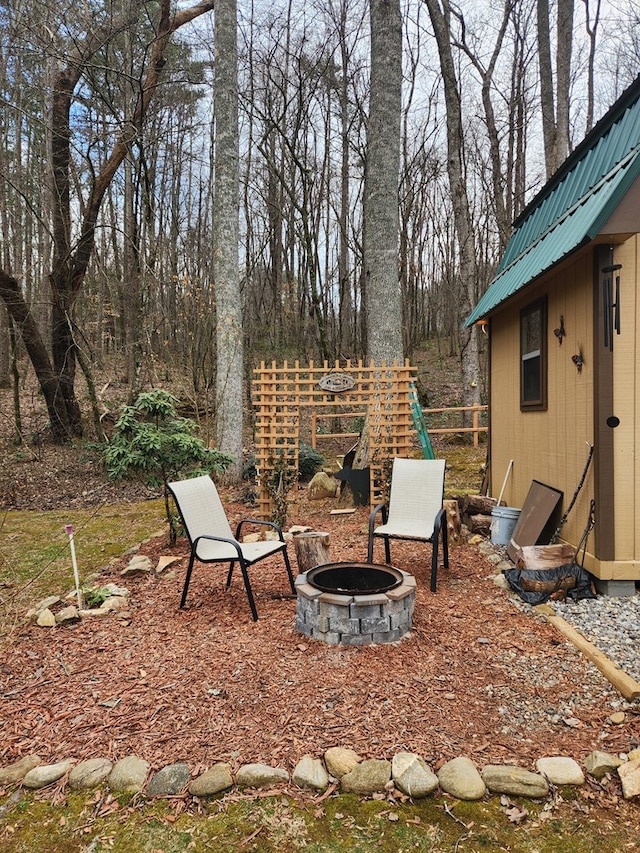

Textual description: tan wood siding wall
[489,247,595,567]
[490,236,640,580]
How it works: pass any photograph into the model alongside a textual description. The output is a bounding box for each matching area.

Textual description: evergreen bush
[298,442,325,481]
[104,390,234,542]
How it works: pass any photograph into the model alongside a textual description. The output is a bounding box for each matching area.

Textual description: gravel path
[551,592,640,683]
[490,540,640,704]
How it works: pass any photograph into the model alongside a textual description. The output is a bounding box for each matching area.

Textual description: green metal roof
[466,75,640,327]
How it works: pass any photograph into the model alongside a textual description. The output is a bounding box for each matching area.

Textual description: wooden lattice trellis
[252,359,418,518]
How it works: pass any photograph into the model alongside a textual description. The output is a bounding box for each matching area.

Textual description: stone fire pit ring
[295,561,416,646]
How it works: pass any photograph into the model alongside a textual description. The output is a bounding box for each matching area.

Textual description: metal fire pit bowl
[295,562,416,646]
[306,562,404,595]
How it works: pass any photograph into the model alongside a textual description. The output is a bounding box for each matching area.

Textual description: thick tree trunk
[213,0,244,480]
[537,0,556,178]
[537,0,574,178]
[9,318,22,443]
[555,0,574,165]
[426,0,480,417]
[0,271,73,440]
[0,303,9,388]
[364,0,404,363]
[338,5,354,357]
[50,297,83,436]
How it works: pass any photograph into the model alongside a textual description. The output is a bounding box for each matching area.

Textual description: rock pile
[27,582,131,628]
[26,552,182,629]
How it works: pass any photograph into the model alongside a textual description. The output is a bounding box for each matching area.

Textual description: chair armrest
[368,503,388,535]
[433,506,445,535]
[235,518,285,542]
[193,533,243,559]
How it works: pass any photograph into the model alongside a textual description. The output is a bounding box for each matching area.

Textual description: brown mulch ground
[1,488,639,777]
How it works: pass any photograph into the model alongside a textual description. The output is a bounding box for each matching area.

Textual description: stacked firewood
[447,495,498,539]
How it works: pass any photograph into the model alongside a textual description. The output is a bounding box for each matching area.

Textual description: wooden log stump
[517,543,576,570]
[469,513,491,536]
[451,494,496,532]
[294,531,331,574]
[443,499,461,545]
[463,495,497,516]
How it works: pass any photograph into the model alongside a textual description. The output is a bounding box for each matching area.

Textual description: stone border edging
[1,746,639,802]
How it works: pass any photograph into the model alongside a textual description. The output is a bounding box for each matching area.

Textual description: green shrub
[104,390,234,542]
[298,442,325,481]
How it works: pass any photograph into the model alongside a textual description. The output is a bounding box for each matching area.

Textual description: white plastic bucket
[490,506,521,546]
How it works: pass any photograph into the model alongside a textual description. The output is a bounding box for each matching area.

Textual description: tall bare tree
[425,0,480,411]
[452,1,513,252]
[583,0,602,132]
[364,0,404,363]
[537,0,574,177]
[213,0,244,479]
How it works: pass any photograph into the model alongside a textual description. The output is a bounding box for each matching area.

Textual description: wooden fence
[252,359,418,517]
[420,404,488,447]
[310,411,363,451]
[311,404,488,450]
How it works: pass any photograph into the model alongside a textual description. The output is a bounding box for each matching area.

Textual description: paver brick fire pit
[295,561,416,646]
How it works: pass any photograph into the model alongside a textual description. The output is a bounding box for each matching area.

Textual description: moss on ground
[438,441,486,498]
[0,499,165,636]
[0,790,637,853]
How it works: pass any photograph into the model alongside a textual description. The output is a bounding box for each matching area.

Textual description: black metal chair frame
[367,503,448,592]
[366,458,449,592]
[169,477,295,621]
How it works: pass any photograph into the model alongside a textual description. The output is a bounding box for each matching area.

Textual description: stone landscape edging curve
[1,745,639,803]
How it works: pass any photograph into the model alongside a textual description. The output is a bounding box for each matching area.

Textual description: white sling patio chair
[168,475,295,620]
[367,458,449,592]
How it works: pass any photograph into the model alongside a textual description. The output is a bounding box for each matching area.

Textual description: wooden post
[518,543,576,570]
[544,613,640,701]
[294,531,331,574]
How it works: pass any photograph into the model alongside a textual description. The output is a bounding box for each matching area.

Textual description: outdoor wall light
[553,315,565,344]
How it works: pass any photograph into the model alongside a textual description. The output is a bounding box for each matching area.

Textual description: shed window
[520,299,546,410]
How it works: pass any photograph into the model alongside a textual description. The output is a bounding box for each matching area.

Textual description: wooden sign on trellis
[252,359,418,518]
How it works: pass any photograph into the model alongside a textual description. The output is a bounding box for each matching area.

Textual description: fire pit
[306,562,404,595]
[295,562,415,646]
